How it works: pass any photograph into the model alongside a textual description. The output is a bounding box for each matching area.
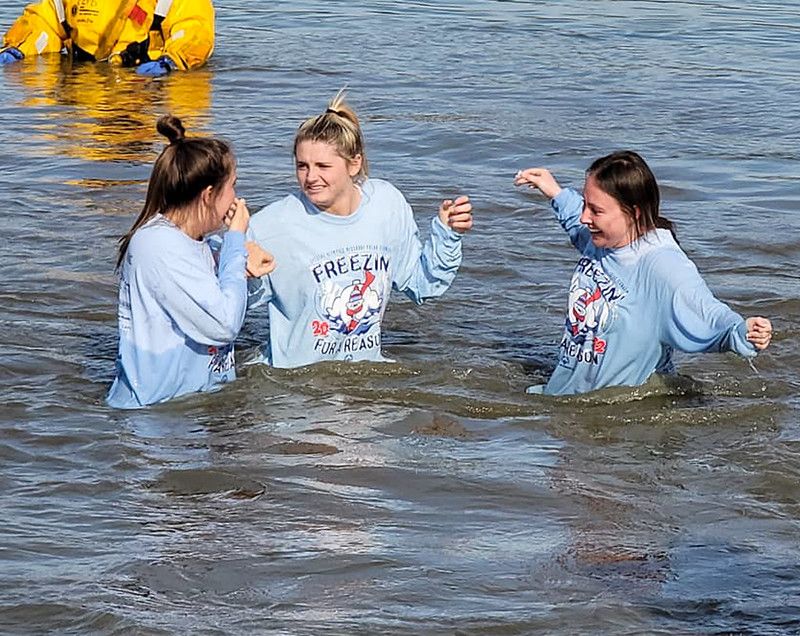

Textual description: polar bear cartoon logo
[321,270,383,335]
[567,283,610,343]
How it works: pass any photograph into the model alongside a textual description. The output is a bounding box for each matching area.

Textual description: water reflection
[4,57,212,164]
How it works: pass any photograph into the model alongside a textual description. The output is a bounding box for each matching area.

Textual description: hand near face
[746,316,773,351]
[225,197,250,233]
[514,168,562,200]
[245,241,276,278]
[438,195,473,234]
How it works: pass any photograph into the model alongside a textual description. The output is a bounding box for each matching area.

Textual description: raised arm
[393,194,472,304]
[145,231,249,345]
[135,198,251,345]
[225,198,275,279]
[514,167,562,199]
[242,205,278,310]
[515,167,591,252]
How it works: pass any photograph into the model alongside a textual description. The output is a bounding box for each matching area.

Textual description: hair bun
[156,114,186,144]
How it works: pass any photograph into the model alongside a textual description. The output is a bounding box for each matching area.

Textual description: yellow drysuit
[1,0,214,70]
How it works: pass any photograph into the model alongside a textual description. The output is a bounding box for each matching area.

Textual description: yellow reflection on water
[5,56,212,164]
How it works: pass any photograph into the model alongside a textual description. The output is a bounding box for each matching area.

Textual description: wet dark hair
[293,88,368,182]
[115,115,235,270]
[587,150,676,242]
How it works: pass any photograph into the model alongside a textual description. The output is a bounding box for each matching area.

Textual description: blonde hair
[293,88,368,182]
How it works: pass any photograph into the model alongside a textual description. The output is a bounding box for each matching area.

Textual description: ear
[200,185,214,209]
[348,154,363,179]
[633,205,642,221]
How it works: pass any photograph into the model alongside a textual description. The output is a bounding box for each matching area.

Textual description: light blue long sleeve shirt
[542,188,756,396]
[107,216,248,408]
[247,178,463,368]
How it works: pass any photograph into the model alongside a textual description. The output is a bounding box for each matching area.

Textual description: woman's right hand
[245,241,276,278]
[226,197,250,233]
[514,168,562,200]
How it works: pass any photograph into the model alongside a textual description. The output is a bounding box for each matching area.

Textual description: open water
[1,1,799,634]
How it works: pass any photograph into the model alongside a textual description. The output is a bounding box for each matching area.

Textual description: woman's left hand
[746,316,773,350]
[439,195,473,234]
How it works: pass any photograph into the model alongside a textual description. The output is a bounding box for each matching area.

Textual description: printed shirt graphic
[557,256,626,369]
[207,344,235,375]
[309,246,392,359]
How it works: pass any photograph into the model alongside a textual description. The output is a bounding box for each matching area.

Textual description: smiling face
[579,174,638,249]
[295,140,362,216]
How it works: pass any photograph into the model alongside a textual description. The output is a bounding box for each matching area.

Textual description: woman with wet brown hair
[515,150,772,395]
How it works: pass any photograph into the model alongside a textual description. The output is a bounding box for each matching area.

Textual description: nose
[579,203,591,225]
[305,165,319,183]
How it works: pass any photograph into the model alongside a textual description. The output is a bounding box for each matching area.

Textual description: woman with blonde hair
[247,89,473,368]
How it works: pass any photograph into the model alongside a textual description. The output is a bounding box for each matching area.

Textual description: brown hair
[293,88,368,182]
[587,150,676,242]
[116,115,235,270]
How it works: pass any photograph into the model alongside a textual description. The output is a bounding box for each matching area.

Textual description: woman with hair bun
[515,150,773,396]
[247,89,473,368]
[107,115,274,408]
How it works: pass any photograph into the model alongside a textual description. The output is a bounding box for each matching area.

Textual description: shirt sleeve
[246,274,274,310]
[244,216,275,310]
[159,0,215,70]
[551,187,592,253]
[656,251,756,358]
[392,197,463,305]
[2,0,66,57]
[141,230,248,345]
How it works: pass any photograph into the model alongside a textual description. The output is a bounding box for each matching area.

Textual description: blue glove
[135,56,177,77]
[0,47,24,65]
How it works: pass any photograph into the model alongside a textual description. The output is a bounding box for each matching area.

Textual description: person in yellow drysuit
[0,0,214,76]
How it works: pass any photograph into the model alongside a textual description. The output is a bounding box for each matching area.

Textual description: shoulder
[361,179,413,230]
[125,219,204,280]
[249,193,303,234]
[362,178,406,205]
[639,231,699,289]
[128,218,188,258]
[253,193,303,219]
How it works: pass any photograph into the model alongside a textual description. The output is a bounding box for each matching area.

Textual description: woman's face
[295,140,361,215]
[579,174,637,249]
